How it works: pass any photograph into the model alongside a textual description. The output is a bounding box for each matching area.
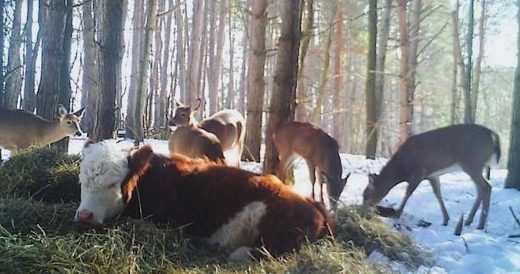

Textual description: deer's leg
[428,177,450,226]
[396,181,420,218]
[306,159,317,200]
[485,166,491,181]
[465,169,492,229]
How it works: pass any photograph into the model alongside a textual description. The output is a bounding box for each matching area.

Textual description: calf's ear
[122,146,155,204]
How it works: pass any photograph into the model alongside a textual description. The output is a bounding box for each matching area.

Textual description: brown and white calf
[362,124,500,229]
[169,99,245,166]
[274,121,350,209]
[74,141,333,260]
[168,126,226,164]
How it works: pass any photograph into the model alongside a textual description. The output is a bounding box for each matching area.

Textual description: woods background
[0,0,516,168]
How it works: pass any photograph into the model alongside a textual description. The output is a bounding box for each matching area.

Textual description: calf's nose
[76,209,94,224]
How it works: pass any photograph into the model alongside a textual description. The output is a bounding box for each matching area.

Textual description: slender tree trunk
[134,0,157,145]
[244,0,268,162]
[310,2,336,124]
[505,0,520,190]
[187,0,205,103]
[208,0,227,114]
[408,0,422,132]
[238,26,248,115]
[365,0,378,158]
[93,0,126,141]
[158,0,174,131]
[450,1,460,125]
[471,0,487,122]
[152,0,164,132]
[398,0,411,145]
[81,0,99,136]
[295,0,314,121]
[463,0,475,124]
[23,0,38,112]
[0,0,4,105]
[126,0,143,139]
[333,9,344,144]
[36,0,73,152]
[263,0,303,174]
[4,0,23,108]
[227,5,235,109]
[174,0,186,102]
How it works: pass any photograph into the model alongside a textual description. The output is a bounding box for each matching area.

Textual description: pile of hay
[0,147,80,203]
[0,148,427,273]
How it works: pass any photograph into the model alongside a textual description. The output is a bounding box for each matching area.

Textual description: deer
[273,121,350,209]
[169,99,245,167]
[168,125,226,164]
[362,124,501,230]
[0,105,84,152]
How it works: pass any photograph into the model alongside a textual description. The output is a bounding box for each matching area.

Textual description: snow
[2,138,520,273]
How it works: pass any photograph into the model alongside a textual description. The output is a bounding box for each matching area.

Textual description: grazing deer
[362,124,500,229]
[168,126,226,164]
[273,121,350,208]
[169,99,245,166]
[0,105,84,150]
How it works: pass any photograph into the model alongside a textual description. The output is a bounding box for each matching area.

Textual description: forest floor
[2,138,520,273]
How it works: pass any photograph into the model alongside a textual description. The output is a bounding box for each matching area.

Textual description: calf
[75,141,333,260]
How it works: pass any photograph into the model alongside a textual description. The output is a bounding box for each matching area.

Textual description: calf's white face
[75,141,129,225]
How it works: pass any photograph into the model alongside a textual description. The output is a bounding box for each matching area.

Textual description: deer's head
[169,99,201,127]
[58,105,85,137]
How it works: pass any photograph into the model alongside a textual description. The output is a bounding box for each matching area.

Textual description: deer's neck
[39,120,67,145]
[378,158,407,190]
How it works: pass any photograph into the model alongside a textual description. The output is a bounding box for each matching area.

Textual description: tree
[263,0,303,174]
[208,0,227,114]
[505,0,520,190]
[365,0,377,158]
[295,0,314,121]
[463,0,475,124]
[36,0,73,151]
[450,0,460,125]
[187,0,205,103]
[92,0,126,141]
[244,0,268,162]
[134,0,157,145]
[398,0,411,144]
[3,0,23,108]
[0,0,4,106]
[23,0,40,112]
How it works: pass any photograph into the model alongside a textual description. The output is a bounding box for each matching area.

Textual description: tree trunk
[263,0,303,174]
[333,9,344,144]
[310,2,336,124]
[187,0,205,103]
[505,0,520,190]
[238,24,248,115]
[174,0,186,102]
[4,0,23,108]
[471,0,487,123]
[152,0,164,132]
[408,0,421,132]
[92,0,126,141]
[450,1,460,125]
[208,0,227,114]
[23,0,39,112]
[126,0,144,139]
[365,0,377,158]
[158,0,174,132]
[134,0,157,145]
[36,0,73,152]
[0,0,4,105]
[244,0,268,162]
[463,0,475,124]
[295,0,314,121]
[227,5,235,109]
[81,0,99,136]
[398,0,411,145]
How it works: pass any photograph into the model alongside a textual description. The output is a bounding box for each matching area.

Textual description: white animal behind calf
[0,105,84,150]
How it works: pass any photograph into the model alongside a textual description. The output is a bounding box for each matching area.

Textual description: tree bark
[463,0,475,124]
[398,0,411,145]
[208,0,227,114]
[295,0,314,121]
[505,0,520,190]
[187,0,205,103]
[263,0,303,174]
[408,0,421,132]
[450,1,460,125]
[92,0,126,141]
[471,0,487,123]
[23,0,40,112]
[152,0,164,132]
[0,0,4,105]
[238,23,248,115]
[81,0,99,136]
[158,0,174,131]
[365,0,377,158]
[36,0,73,152]
[4,0,23,108]
[244,0,268,162]
[174,0,186,102]
[333,9,344,144]
[227,5,235,109]
[133,0,157,145]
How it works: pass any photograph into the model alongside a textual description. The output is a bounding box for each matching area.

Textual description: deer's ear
[74,107,85,118]
[174,99,182,108]
[57,105,68,118]
[192,98,202,112]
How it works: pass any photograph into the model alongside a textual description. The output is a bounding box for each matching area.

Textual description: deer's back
[0,108,50,149]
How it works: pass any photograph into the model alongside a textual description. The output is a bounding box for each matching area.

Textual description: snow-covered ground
[2,138,520,273]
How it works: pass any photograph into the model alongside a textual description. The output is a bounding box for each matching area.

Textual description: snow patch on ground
[2,138,520,273]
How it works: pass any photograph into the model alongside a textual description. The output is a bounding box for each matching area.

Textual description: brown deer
[362,124,500,230]
[168,126,226,164]
[169,99,245,166]
[273,121,350,208]
[0,105,84,150]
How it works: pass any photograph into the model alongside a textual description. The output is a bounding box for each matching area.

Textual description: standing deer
[169,99,245,166]
[0,105,84,150]
[362,124,500,229]
[273,121,350,208]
